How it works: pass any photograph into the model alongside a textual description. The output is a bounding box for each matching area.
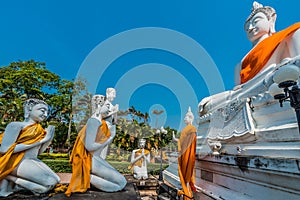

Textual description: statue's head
[244,1,276,43]
[24,98,48,122]
[184,106,194,125]
[91,94,105,114]
[106,88,116,102]
[139,138,146,149]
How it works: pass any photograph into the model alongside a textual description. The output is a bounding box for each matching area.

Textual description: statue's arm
[0,122,21,153]
[130,150,143,164]
[0,123,43,154]
[38,125,55,154]
[289,29,300,57]
[145,153,151,163]
[85,118,113,152]
[103,103,119,123]
[234,62,242,86]
[172,131,179,142]
[130,150,136,164]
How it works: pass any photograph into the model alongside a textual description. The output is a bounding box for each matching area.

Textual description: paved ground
[0,174,214,200]
[0,183,140,200]
[49,183,139,200]
[0,174,156,200]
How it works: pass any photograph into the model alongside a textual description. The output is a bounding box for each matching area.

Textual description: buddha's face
[244,12,271,43]
[184,114,193,125]
[94,95,105,107]
[106,90,116,102]
[97,100,111,117]
[29,104,48,123]
[139,140,146,149]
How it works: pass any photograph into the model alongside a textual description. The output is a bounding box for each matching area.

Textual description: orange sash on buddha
[128,148,150,170]
[177,124,197,200]
[65,119,110,197]
[0,123,46,180]
[240,22,300,84]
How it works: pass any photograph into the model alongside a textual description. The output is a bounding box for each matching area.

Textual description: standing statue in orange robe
[65,91,126,197]
[177,107,197,200]
[0,98,60,197]
[235,1,300,85]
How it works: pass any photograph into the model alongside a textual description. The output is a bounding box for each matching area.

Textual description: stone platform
[0,183,140,200]
[50,183,139,200]
[126,175,158,199]
[0,174,142,200]
[0,174,165,200]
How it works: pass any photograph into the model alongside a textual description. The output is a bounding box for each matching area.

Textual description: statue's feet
[133,175,142,180]
[0,179,14,197]
[0,190,13,197]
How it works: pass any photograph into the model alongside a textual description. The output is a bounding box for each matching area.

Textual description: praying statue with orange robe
[235,1,300,85]
[129,138,150,180]
[0,98,60,197]
[65,91,126,197]
[177,107,197,200]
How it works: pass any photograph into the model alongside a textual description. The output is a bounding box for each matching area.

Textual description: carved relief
[206,98,255,142]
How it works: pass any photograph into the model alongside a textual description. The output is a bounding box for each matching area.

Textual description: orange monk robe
[65,119,110,197]
[240,22,300,84]
[128,148,150,170]
[177,124,197,200]
[0,123,46,180]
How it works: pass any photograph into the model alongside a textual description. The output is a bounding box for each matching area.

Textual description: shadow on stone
[1,183,140,200]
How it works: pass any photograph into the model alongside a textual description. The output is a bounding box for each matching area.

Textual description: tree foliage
[0,60,178,154]
[114,107,177,154]
[68,77,92,148]
[71,77,93,131]
[0,60,77,150]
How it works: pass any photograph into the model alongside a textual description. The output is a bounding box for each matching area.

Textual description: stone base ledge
[195,155,300,200]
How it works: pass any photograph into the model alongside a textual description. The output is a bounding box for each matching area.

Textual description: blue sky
[1,0,299,130]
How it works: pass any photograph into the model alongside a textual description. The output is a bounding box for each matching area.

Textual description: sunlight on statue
[235,1,300,85]
[194,2,300,199]
[99,88,119,159]
[0,98,60,197]
[65,88,126,197]
[177,107,197,200]
[198,1,300,152]
[129,138,150,180]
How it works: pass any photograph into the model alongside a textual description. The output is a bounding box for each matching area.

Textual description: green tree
[114,116,155,152]
[69,77,92,148]
[128,106,149,124]
[113,108,177,159]
[0,60,74,150]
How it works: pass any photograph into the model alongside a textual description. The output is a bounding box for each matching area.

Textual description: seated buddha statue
[235,1,300,85]
[198,1,300,146]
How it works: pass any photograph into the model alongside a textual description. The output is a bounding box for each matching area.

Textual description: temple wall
[195,155,300,200]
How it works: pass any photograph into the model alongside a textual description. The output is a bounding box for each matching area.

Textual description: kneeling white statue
[129,138,150,180]
[0,98,60,197]
[65,93,126,196]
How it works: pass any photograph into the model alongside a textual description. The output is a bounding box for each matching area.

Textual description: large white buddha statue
[235,1,300,85]
[198,1,300,157]
[0,98,60,197]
